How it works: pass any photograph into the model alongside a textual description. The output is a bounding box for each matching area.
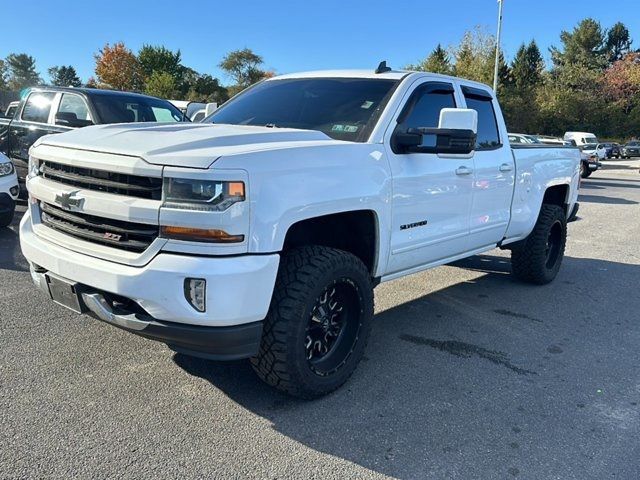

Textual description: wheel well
[542,184,569,214]
[283,211,378,275]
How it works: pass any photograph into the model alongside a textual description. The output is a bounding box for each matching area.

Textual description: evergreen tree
[48,65,82,87]
[6,53,41,90]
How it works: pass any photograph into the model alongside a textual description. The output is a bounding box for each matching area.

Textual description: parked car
[621,141,640,158]
[20,67,580,398]
[579,149,601,178]
[535,135,571,146]
[602,142,621,159]
[0,87,188,191]
[2,101,19,119]
[508,133,541,144]
[564,131,599,147]
[582,143,607,160]
[0,152,19,227]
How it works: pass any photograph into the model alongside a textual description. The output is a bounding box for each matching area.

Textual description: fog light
[184,278,206,312]
[10,186,19,196]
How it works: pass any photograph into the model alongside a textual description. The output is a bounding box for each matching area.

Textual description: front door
[9,91,67,183]
[384,80,474,275]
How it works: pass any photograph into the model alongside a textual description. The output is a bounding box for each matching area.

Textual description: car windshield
[583,144,597,150]
[205,78,400,142]
[524,135,541,143]
[92,94,186,124]
[627,142,640,147]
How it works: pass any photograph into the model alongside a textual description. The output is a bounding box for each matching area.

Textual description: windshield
[92,94,186,124]
[205,78,399,142]
[583,144,597,150]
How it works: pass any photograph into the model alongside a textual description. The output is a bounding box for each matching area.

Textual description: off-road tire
[511,204,567,285]
[250,246,374,399]
[0,209,14,228]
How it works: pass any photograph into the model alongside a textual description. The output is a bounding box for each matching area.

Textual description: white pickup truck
[20,67,581,398]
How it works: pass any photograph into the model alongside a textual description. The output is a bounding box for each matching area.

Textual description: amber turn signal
[160,226,245,243]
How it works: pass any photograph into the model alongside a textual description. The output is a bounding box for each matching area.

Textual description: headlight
[162,178,245,211]
[28,156,40,178]
[0,161,14,177]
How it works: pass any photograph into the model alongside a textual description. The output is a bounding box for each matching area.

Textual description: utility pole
[493,0,504,94]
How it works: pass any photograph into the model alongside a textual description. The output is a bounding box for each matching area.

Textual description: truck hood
[38,123,336,169]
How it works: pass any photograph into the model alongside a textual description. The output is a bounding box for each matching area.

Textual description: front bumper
[20,210,280,327]
[28,275,264,360]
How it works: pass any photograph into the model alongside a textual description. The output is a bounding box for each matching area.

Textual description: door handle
[499,163,513,172]
[455,166,473,176]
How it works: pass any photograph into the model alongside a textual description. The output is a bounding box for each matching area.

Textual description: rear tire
[511,204,567,285]
[251,246,374,398]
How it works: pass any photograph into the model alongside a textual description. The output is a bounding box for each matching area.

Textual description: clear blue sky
[2,0,638,84]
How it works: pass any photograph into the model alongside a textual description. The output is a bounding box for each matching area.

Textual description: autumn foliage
[94,42,143,91]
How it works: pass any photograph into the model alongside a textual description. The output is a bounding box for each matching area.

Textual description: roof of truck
[271,69,495,93]
[25,85,164,99]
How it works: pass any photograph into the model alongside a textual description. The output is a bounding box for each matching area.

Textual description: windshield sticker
[361,100,374,109]
[331,124,359,133]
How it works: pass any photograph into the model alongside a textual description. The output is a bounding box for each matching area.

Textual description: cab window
[21,92,56,123]
[400,83,457,129]
[463,87,501,150]
[57,94,93,127]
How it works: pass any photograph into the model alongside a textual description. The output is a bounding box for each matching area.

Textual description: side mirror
[393,108,478,155]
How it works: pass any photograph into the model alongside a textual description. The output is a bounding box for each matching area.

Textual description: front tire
[511,204,567,285]
[0,209,14,228]
[251,246,374,398]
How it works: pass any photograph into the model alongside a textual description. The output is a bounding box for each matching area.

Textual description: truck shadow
[173,254,640,479]
[577,193,638,205]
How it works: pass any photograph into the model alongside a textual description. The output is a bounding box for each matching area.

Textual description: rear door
[461,85,515,249]
[384,79,474,275]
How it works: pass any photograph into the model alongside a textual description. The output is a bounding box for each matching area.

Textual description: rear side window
[400,83,457,129]
[57,94,93,126]
[463,88,501,150]
[21,92,56,123]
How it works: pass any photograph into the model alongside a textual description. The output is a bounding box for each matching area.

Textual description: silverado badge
[54,191,85,212]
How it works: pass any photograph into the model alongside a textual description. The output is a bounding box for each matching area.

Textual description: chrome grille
[40,202,158,253]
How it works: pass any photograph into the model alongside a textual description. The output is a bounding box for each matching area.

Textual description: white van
[564,131,599,147]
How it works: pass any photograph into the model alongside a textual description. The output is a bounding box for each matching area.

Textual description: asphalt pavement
[1,160,639,479]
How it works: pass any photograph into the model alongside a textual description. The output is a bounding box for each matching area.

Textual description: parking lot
[1,160,639,479]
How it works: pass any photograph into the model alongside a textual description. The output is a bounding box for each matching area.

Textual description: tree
[138,45,183,82]
[48,65,82,87]
[5,53,41,90]
[602,52,640,114]
[94,42,142,91]
[511,41,544,90]
[186,73,228,103]
[144,71,176,98]
[550,18,607,70]
[408,44,453,75]
[0,59,7,90]
[452,27,506,87]
[605,22,633,64]
[219,48,267,88]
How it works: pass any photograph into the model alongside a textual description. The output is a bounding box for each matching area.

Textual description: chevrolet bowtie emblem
[54,191,85,211]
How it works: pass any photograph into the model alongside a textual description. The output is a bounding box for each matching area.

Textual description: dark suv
[0,86,188,190]
[621,141,640,159]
